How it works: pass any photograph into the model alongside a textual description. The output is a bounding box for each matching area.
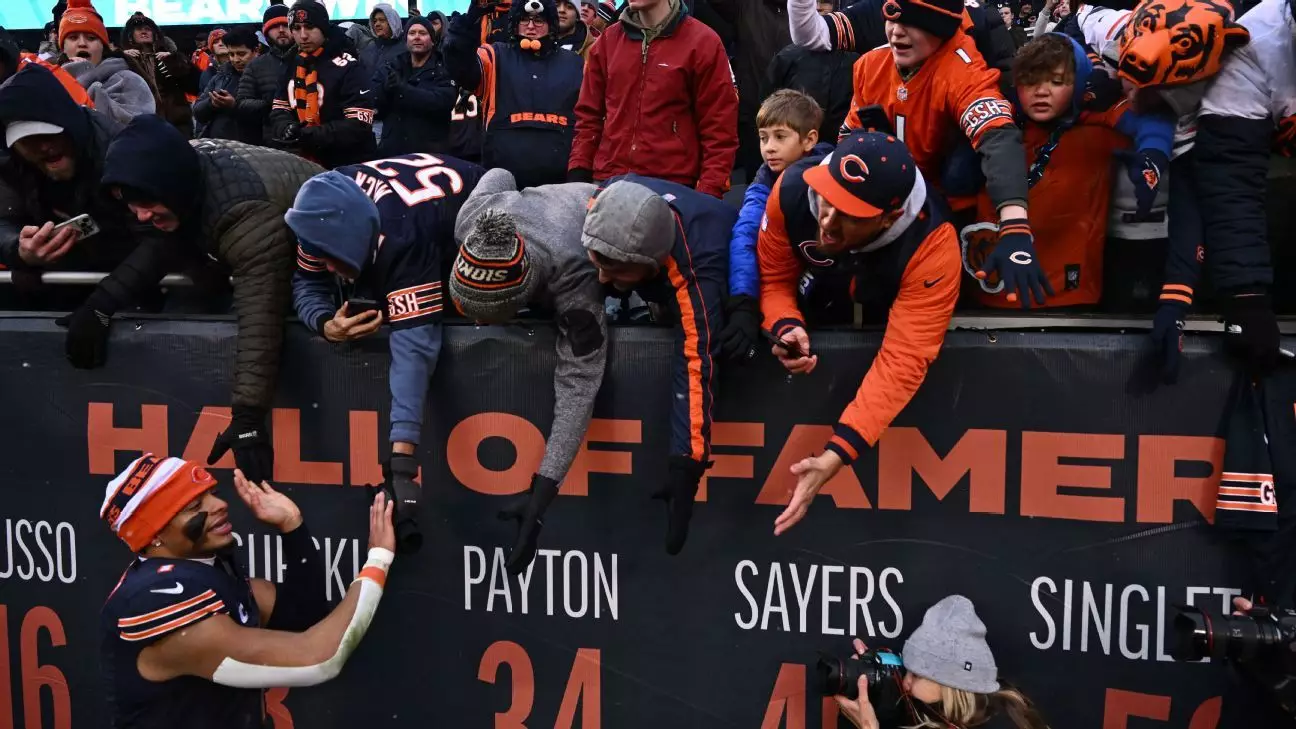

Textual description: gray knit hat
[902,595,1000,694]
[449,209,538,322]
[581,180,676,268]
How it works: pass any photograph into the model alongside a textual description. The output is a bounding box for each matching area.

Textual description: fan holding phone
[756,133,962,537]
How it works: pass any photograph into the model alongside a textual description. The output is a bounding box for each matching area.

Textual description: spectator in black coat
[193,27,261,143]
[236,5,296,145]
[372,16,457,155]
[765,0,857,146]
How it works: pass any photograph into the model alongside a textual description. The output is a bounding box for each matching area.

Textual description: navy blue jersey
[101,555,262,729]
[599,174,733,461]
[325,153,486,329]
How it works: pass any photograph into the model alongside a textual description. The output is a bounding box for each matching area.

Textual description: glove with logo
[977,218,1053,308]
[1121,148,1168,221]
[55,304,112,369]
[652,456,711,555]
[1222,292,1281,379]
[208,405,275,483]
[383,454,424,554]
[718,295,761,364]
[498,474,560,575]
[1150,301,1187,384]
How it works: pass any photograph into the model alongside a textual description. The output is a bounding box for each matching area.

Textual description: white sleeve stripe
[118,589,219,627]
[120,601,226,642]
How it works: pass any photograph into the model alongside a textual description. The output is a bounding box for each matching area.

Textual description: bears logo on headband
[1116,0,1248,89]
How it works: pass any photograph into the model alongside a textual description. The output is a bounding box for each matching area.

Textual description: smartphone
[52,213,100,240]
[346,297,383,315]
[761,328,808,359]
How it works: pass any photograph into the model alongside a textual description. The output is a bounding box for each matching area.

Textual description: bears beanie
[582,179,676,268]
[902,595,1000,694]
[58,0,109,47]
[449,209,538,321]
[284,170,381,277]
[883,0,964,41]
[289,0,331,29]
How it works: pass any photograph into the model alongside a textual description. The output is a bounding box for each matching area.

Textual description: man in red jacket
[566,0,738,198]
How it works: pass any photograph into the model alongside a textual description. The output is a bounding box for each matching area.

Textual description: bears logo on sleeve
[959,98,1014,142]
[387,283,444,323]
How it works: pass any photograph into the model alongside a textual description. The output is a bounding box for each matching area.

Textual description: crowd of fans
[0,0,1290,415]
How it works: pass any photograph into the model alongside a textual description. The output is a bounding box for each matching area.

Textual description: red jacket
[568,7,738,198]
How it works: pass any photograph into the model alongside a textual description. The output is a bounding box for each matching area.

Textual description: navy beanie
[101,114,202,223]
[405,15,434,38]
[284,170,380,276]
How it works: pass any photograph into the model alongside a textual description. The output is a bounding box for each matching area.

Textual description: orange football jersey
[843,30,1013,193]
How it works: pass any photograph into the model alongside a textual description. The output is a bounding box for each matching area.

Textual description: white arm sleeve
[210,548,395,689]
[788,0,832,50]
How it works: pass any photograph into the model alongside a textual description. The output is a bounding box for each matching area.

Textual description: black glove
[567,167,594,184]
[465,0,496,25]
[383,68,401,92]
[498,474,559,575]
[1222,292,1281,379]
[207,405,274,483]
[384,454,423,554]
[1122,148,1167,221]
[652,456,710,555]
[55,305,111,369]
[297,125,320,149]
[719,295,760,364]
[978,219,1053,309]
[854,104,893,135]
[1150,301,1186,384]
[275,121,301,147]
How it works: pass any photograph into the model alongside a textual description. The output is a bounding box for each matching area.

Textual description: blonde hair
[756,89,825,139]
[906,684,1050,729]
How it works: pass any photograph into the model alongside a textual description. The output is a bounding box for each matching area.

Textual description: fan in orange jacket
[962,33,1174,309]
[840,0,1050,308]
[758,131,960,536]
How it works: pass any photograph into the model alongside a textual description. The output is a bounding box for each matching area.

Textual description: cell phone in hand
[346,297,383,316]
[762,328,808,359]
[52,213,100,240]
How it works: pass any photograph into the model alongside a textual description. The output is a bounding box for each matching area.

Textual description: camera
[1171,604,1296,663]
[1172,604,1296,720]
[815,648,904,701]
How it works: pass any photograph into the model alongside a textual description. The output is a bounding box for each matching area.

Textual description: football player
[101,457,396,728]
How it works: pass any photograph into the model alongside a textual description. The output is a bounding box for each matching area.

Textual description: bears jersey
[301,153,486,330]
[842,31,1014,201]
[101,555,262,729]
[756,156,961,462]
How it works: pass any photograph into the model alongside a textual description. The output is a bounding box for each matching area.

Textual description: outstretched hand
[233,468,302,533]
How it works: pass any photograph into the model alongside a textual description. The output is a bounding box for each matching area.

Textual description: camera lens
[1172,606,1290,662]
[815,654,860,700]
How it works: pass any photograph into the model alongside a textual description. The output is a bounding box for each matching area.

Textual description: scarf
[293,47,325,126]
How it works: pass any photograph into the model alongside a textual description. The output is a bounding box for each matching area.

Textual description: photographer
[833,596,1049,729]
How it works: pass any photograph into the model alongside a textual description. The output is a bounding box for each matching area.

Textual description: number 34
[362,153,465,206]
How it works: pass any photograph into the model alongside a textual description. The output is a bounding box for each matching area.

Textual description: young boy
[960,33,1173,308]
[722,89,826,362]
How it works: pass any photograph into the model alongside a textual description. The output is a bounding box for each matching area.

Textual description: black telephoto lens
[816,653,864,700]
[1173,605,1295,663]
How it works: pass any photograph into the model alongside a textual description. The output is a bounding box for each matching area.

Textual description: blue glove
[1122,148,1168,221]
[1150,301,1186,384]
[977,218,1053,308]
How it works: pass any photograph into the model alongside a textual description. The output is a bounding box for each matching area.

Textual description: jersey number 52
[362,154,466,206]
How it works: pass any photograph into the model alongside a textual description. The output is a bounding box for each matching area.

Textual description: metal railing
[4,270,1295,334]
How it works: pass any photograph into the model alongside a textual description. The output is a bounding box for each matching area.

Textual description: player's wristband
[356,547,394,588]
